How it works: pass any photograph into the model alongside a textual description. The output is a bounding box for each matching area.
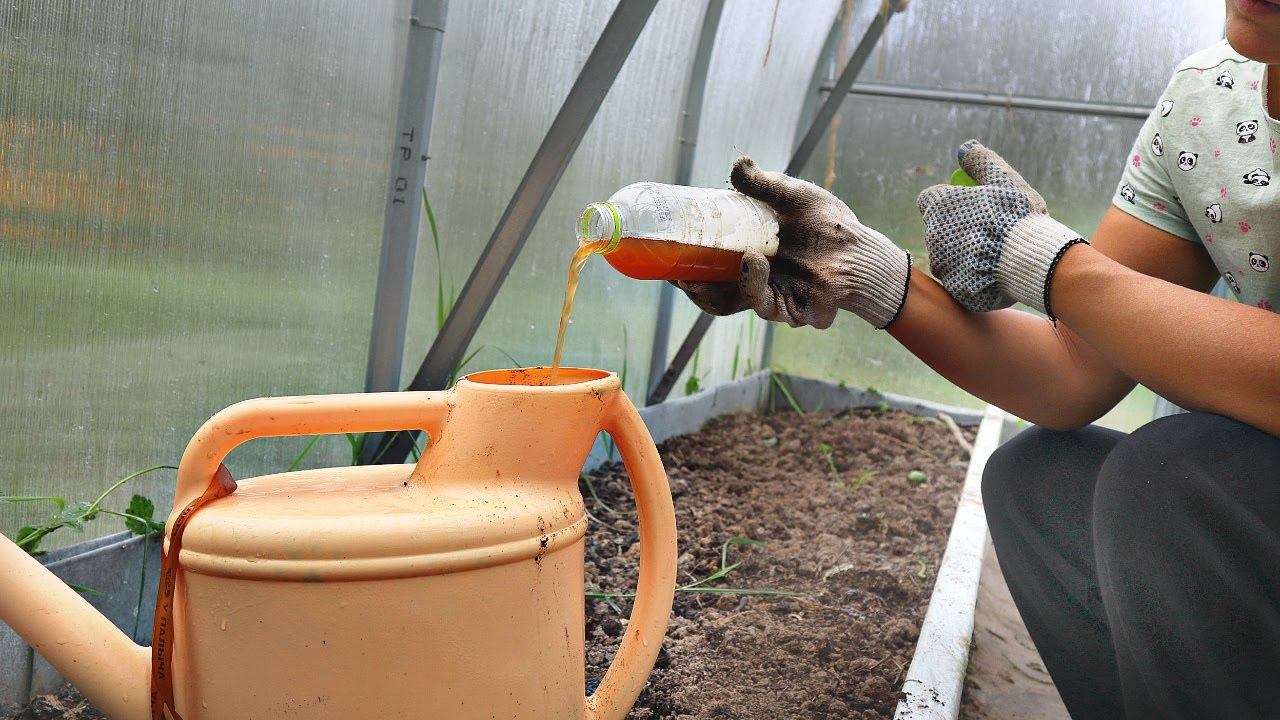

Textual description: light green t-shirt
[1114,41,1280,312]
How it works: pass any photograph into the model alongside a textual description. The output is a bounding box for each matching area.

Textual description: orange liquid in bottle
[600,237,745,282]
[550,237,746,382]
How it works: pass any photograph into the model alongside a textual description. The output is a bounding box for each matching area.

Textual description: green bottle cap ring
[580,202,623,253]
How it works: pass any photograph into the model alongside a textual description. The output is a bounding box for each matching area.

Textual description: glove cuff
[1000,214,1087,318]
[836,229,913,329]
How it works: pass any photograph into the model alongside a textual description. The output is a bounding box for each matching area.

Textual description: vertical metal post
[792,19,843,154]
[763,13,843,369]
[785,0,900,177]
[374,0,660,465]
[649,0,903,405]
[646,312,714,405]
[646,0,725,403]
[364,0,449,395]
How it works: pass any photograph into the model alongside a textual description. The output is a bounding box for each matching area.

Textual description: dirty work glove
[676,157,912,329]
[916,140,1088,317]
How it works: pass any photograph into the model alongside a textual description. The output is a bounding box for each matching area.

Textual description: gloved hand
[675,156,912,329]
[916,140,1087,317]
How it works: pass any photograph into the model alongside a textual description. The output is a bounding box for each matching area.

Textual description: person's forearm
[888,268,1136,428]
[1050,244,1280,435]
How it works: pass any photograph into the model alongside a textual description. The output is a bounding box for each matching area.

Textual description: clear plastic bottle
[576,182,779,282]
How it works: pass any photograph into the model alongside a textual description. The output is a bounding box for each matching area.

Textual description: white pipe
[893,404,1005,720]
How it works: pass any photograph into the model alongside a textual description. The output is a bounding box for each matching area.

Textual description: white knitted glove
[676,157,912,329]
[916,140,1087,317]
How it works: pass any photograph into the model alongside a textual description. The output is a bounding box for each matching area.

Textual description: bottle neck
[577,202,622,254]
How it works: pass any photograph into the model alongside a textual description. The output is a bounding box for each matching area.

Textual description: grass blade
[287,435,322,472]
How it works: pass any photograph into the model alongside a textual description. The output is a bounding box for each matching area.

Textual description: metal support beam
[786,0,901,176]
[646,0,725,403]
[825,81,1151,120]
[646,312,714,405]
[363,0,449,395]
[374,0,660,464]
[792,18,844,152]
[648,0,902,405]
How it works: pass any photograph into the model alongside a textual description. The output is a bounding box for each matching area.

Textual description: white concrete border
[893,404,1005,720]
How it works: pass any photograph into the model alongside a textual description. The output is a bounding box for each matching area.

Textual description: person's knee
[1093,412,1279,548]
[982,424,1118,530]
[1096,412,1272,499]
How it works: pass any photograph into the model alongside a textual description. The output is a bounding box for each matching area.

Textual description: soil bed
[7,408,969,720]
[584,408,970,719]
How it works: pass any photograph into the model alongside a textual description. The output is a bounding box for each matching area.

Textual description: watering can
[0,367,678,719]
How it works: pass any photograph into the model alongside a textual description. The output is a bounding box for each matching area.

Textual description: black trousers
[982,412,1280,719]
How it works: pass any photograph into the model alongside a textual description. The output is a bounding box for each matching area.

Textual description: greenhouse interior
[3,0,1276,718]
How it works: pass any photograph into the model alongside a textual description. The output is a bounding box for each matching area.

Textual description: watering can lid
[176,464,587,582]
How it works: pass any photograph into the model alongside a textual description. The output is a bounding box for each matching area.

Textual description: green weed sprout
[586,537,805,606]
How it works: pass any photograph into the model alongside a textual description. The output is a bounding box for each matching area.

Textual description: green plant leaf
[493,347,524,368]
[123,495,162,536]
[684,347,703,396]
[67,582,101,597]
[588,536,803,607]
[719,537,764,568]
[12,464,180,553]
[15,526,42,553]
[0,495,66,511]
[770,373,805,415]
[287,435,322,472]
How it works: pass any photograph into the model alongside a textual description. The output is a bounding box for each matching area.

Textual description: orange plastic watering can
[0,367,678,720]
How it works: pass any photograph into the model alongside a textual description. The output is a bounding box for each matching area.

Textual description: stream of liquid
[551,237,748,383]
[550,239,609,382]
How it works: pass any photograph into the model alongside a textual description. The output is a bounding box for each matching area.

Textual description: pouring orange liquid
[552,185,778,380]
[551,239,609,381]
[549,237,748,381]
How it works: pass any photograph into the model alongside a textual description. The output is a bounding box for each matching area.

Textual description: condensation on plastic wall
[773,0,1225,430]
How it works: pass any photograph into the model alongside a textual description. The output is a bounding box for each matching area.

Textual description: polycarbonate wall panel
[846,0,1225,104]
[774,1,1224,429]
[1,1,402,543]
[663,0,841,396]
[778,101,1150,420]
[402,0,707,401]
[402,0,840,401]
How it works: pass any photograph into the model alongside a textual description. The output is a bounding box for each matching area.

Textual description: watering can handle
[170,391,452,513]
[153,391,452,720]
[585,391,678,720]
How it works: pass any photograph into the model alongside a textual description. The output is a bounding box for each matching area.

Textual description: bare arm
[888,208,1232,430]
[1050,235,1280,435]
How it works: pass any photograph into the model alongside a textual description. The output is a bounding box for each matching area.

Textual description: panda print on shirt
[1237,120,1260,144]
[1112,41,1280,314]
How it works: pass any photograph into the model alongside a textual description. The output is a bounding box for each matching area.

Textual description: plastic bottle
[576,182,779,282]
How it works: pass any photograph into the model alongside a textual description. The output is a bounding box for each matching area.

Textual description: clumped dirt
[4,685,103,720]
[8,408,969,720]
[583,408,971,719]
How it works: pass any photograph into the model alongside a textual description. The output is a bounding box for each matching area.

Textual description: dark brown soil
[583,408,971,719]
[4,685,102,720]
[8,408,969,720]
